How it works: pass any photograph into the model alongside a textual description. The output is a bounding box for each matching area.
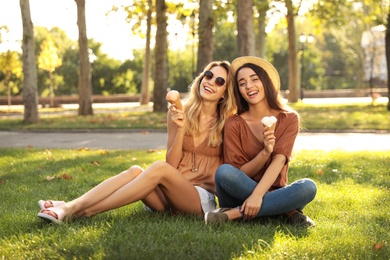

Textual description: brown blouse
[223,111,299,189]
[177,135,222,194]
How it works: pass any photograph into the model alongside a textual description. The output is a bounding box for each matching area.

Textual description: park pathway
[0,131,389,151]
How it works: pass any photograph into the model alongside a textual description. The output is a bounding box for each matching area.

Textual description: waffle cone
[268,124,276,131]
[166,90,183,109]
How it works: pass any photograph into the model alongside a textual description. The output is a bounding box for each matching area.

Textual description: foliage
[0,50,22,96]
[168,46,197,92]
[213,19,238,63]
[0,148,388,259]
[37,35,62,73]
[266,22,289,91]
[1,0,388,101]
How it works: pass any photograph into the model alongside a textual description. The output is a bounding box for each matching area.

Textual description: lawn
[291,102,390,132]
[0,148,389,259]
[0,102,389,132]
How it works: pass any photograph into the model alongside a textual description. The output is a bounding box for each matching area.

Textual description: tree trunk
[285,0,299,103]
[237,0,256,56]
[153,0,168,112]
[256,6,267,58]
[139,0,152,105]
[76,0,93,115]
[49,71,54,107]
[386,9,390,111]
[20,0,39,123]
[196,0,213,74]
[5,56,12,110]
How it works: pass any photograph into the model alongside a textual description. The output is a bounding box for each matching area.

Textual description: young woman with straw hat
[205,56,317,226]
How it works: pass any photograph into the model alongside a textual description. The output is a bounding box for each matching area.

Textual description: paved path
[1,98,389,151]
[0,131,389,151]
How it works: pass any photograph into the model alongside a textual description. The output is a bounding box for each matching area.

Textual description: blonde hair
[182,61,236,147]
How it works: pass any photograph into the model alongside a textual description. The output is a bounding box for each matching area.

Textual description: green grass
[0,111,167,131]
[0,148,389,259]
[0,102,389,131]
[291,102,390,131]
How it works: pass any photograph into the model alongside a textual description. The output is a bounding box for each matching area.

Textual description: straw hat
[231,56,280,90]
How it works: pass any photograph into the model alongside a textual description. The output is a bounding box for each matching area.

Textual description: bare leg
[80,183,169,216]
[81,161,203,216]
[40,165,144,218]
[142,187,169,212]
[41,160,203,220]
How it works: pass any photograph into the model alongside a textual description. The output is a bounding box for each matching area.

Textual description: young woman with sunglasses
[37,61,236,224]
[204,56,317,226]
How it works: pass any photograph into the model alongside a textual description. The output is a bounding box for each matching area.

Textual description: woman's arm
[240,127,275,178]
[165,109,185,168]
[240,153,286,219]
[250,154,286,197]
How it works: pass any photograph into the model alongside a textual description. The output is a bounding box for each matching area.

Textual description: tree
[37,35,62,107]
[153,0,168,112]
[254,0,270,58]
[386,8,390,111]
[237,0,256,56]
[140,0,153,105]
[20,0,39,123]
[196,0,213,73]
[0,50,22,110]
[310,0,386,93]
[115,0,155,105]
[76,0,93,116]
[34,26,78,95]
[0,26,22,109]
[284,0,300,102]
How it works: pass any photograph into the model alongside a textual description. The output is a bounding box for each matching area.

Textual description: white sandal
[37,207,66,225]
[38,200,65,210]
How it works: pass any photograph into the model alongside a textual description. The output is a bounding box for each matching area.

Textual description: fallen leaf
[45,176,56,181]
[0,180,4,184]
[91,161,100,166]
[61,173,73,180]
[316,169,324,175]
[373,243,384,250]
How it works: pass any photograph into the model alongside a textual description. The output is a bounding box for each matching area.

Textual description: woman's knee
[301,178,317,200]
[215,164,239,183]
[145,161,172,180]
[119,165,143,179]
[149,160,171,172]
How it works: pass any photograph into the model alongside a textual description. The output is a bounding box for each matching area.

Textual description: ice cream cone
[267,124,276,131]
[261,116,277,131]
[166,90,183,109]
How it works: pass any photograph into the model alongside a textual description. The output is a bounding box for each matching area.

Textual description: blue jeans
[215,164,317,217]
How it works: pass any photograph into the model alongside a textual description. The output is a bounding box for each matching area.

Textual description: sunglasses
[203,70,226,87]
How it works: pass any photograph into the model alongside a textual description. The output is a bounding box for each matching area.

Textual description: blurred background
[0,0,388,114]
